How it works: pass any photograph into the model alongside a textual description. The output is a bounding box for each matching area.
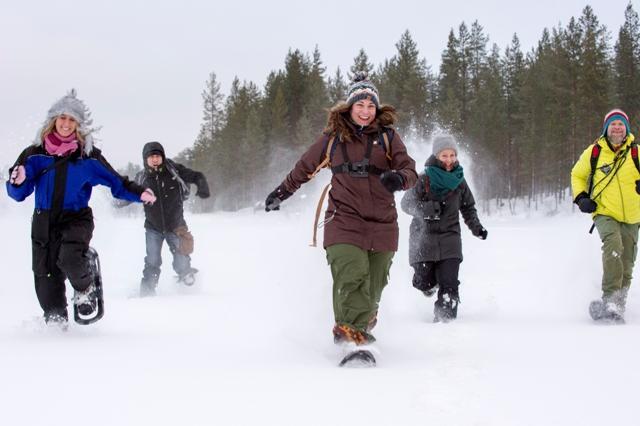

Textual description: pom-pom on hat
[602,108,630,137]
[346,72,380,108]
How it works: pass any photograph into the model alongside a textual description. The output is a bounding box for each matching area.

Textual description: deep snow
[1,185,639,426]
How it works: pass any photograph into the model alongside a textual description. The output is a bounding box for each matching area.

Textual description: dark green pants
[326,243,394,331]
[594,215,639,297]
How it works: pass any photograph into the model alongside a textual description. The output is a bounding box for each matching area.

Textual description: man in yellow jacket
[571,109,640,323]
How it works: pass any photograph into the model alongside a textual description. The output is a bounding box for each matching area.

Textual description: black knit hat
[346,72,380,108]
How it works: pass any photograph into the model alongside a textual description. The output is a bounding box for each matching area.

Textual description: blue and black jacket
[6,144,144,216]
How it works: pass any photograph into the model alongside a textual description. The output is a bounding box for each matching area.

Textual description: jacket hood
[142,141,166,163]
[325,102,396,142]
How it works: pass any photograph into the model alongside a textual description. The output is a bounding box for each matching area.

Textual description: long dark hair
[324,101,397,142]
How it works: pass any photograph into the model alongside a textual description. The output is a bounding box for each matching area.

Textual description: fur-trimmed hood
[325,102,397,142]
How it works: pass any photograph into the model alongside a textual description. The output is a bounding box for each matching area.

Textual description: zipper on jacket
[155,174,167,232]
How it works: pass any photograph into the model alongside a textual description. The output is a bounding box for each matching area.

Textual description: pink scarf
[44,132,79,157]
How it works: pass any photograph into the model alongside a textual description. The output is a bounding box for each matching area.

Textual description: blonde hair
[40,117,85,143]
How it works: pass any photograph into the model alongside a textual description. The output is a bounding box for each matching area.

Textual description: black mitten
[195,174,210,199]
[380,171,404,193]
[265,184,293,212]
[574,192,597,213]
[474,227,488,240]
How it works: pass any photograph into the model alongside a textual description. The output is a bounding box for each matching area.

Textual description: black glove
[574,192,597,213]
[380,171,404,193]
[196,172,211,198]
[265,184,292,212]
[474,227,488,240]
[636,180,640,195]
[195,174,210,199]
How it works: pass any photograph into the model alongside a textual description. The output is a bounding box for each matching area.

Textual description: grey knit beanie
[432,135,458,156]
[35,89,98,154]
[346,72,380,108]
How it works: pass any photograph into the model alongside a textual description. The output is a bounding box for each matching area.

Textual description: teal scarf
[426,164,464,198]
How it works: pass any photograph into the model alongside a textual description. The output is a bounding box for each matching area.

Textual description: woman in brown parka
[264,73,417,347]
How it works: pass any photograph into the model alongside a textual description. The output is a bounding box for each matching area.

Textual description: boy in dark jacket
[401,135,487,322]
[134,141,210,296]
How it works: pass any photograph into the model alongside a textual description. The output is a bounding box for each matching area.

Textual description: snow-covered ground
[1,187,638,426]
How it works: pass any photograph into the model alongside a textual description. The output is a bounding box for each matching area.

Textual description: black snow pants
[31,208,95,317]
[412,258,462,301]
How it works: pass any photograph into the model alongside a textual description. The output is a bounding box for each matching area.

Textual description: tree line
[173,4,640,213]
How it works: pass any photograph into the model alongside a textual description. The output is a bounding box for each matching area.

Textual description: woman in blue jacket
[6,90,156,327]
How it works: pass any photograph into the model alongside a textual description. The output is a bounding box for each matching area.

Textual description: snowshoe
[73,247,105,325]
[339,349,376,368]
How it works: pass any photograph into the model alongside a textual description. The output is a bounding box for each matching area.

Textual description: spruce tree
[327,67,348,106]
[376,30,433,138]
[502,34,525,201]
[349,49,375,80]
[615,2,640,125]
[437,29,463,135]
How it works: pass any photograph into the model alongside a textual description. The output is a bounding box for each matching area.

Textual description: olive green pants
[594,215,639,297]
[326,243,394,331]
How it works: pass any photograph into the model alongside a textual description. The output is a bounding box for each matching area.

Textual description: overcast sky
[1,0,634,168]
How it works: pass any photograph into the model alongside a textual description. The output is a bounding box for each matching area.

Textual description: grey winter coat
[400,158,483,264]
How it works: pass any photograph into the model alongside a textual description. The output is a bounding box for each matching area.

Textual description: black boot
[74,283,97,316]
[434,292,459,323]
[44,307,69,330]
[140,278,157,297]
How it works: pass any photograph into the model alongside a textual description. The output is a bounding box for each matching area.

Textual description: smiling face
[607,119,627,144]
[437,148,457,171]
[55,114,78,138]
[349,98,376,126]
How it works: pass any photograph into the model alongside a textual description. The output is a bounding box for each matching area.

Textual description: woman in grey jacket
[401,135,487,322]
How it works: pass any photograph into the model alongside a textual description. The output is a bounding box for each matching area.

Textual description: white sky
[1,0,633,168]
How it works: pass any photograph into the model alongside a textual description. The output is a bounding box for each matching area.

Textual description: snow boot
[332,323,375,345]
[589,297,625,324]
[44,308,69,331]
[140,279,157,297]
[422,285,438,298]
[178,267,199,286]
[434,293,459,323]
[74,284,97,316]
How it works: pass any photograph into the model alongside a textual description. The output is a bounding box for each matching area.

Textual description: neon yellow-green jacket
[571,134,640,224]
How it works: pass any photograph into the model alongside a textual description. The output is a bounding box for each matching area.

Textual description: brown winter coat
[280,110,417,252]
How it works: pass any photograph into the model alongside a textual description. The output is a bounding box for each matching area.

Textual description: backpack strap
[309,183,332,247]
[166,159,190,201]
[631,142,640,174]
[307,135,337,179]
[587,142,601,196]
[381,129,393,162]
